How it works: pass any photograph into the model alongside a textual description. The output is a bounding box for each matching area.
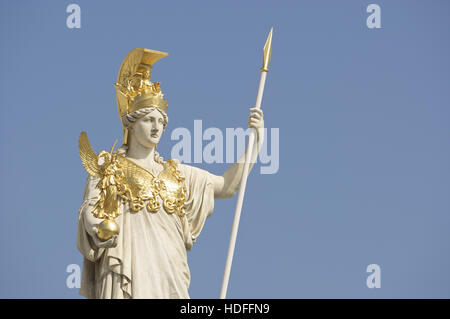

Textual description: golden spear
[220,27,273,299]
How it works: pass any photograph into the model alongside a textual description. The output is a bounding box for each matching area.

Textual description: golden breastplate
[78,132,187,220]
[116,156,187,216]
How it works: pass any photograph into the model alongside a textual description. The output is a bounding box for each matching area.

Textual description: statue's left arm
[210,107,264,199]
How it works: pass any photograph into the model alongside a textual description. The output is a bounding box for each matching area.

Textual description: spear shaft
[220,28,273,299]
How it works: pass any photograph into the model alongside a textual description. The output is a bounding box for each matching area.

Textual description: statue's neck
[126,137,157,167]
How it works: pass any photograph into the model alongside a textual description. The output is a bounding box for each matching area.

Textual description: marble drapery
[77,162,215,299]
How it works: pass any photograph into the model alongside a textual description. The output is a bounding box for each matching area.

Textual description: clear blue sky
[1,0,449,298]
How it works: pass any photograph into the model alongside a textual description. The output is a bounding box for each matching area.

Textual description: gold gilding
[79,132,187,223]
[115,48,169,123]
[97,219,120,241]
[260,27,273,73]
[123,128,129,145]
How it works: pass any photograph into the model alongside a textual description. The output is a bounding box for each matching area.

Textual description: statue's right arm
[80,175,118,248]
[82,204,118,248]
[80,175,102,237]
[82,203,103,238]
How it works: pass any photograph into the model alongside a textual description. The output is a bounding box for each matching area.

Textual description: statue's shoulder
[166,158,181,166]
[164,159,212,185]
[169,161,214,182]
[164,158,185,180]
[166,159,202,175]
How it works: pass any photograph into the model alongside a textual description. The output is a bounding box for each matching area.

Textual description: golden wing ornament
[117,156,158,200]
[78,131,103,177]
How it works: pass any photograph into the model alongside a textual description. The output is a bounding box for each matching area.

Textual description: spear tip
[261,27,273,72]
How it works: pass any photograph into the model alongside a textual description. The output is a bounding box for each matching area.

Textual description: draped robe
[76,162,215,299]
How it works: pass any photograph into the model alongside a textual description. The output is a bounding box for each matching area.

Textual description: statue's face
[132,109,165,148]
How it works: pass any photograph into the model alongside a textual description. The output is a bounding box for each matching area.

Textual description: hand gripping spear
[220,28,273,299]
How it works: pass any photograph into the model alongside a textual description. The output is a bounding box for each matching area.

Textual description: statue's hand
[248,107,264,129]
[91,227,118,248]
[248,107,265,147]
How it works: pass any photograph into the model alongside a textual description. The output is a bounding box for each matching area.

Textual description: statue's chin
[135,136,159,149]
[149,136,161,146]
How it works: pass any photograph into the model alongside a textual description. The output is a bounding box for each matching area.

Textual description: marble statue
[76,48,264,299]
